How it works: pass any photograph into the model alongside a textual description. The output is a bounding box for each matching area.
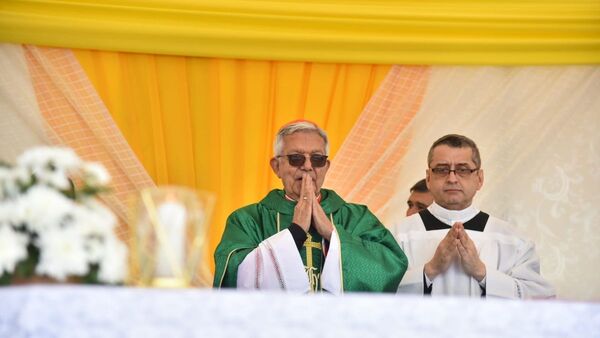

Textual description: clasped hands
[292,173,333,241]
[424,222,486,282]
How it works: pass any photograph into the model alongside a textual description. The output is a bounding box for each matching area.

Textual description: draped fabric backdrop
[1,1,599,300]
[0,45,49,159]
[0,44,155,239]
[73,49,391,265]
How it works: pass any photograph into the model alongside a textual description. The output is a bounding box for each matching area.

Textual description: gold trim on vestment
[218,246,253,288]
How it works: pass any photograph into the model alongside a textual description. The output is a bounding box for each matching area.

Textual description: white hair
[273,121,329,156]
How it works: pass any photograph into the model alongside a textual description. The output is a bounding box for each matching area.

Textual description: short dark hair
[410,179,428,193]
[427,134,481,168]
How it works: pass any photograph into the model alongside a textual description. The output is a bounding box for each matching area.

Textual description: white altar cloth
[0,285,598,338]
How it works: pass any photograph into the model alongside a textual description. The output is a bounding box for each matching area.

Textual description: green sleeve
[334,205,407,292]
[212,207,263,288]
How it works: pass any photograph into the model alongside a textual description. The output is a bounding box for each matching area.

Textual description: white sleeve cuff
[237,230,310,292]
[321,228,343,295]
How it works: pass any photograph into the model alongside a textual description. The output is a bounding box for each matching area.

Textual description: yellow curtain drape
[2,0,599,65]
[74,49,391,270]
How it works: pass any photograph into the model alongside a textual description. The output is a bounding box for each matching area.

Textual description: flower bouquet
[0,146,127,285]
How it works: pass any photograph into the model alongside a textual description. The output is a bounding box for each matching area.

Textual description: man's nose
[446,170,459,182]
[301,155,313,171]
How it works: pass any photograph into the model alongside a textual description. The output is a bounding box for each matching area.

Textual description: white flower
[17,146,81,190]
[36,227,89,281]
[0,200,19,225]
[17,146,81,171]
[71,202,113,235]
[0,167,12,199]
[98,238,128,284]
[83,199,117,230]
[2,146,125,284]
[73,201,126,283]
[82,162,111,186]
[21,185,75,233]
[0,167,23,199]
[70,203,115,263]
[12,166,31,187]
[38,171,71,190]
[0,224,28,275]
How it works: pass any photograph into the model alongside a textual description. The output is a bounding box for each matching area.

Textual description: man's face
[426,145,484,210]
[270,131,329,200]
[406,191,433,216]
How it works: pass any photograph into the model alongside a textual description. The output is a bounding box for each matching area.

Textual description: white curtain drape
[0,43,155,238]
[0,44,49,161]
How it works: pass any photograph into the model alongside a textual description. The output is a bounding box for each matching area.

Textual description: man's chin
[441,199,469,210]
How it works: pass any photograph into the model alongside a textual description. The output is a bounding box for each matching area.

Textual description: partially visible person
[214,120,407,293]
[406,179,433,217]
[394,134,555,299]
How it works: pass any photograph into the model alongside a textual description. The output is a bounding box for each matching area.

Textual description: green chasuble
[213,189,407,292]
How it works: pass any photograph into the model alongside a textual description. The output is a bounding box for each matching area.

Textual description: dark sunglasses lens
[287,154,306,167]
[310,155,327,167]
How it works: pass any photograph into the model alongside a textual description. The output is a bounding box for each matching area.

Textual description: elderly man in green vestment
[213,120,407,293]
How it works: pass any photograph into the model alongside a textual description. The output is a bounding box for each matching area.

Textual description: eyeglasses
[277,154,328,168]
[430,167,479,178]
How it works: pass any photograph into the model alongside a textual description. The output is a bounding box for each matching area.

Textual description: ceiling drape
[2,0,598,64]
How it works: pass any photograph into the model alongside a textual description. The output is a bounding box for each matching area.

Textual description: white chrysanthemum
[71,203,109,235]
[21,185,74,233]
[0,167,24,200]
[37,170,71,190]
[0,224,28,275]
[17,146,81,190]
[82,162,111,186]
[98,237,127,284]
[83,199,117,230]
[17,146,81,171]
[12,166,31,186]
[0,199,23,226]
[0,167,11,199]
[0,167,9,180]
[8,146,126,283]
[36,227,89,281]
[70,203,115,263]
[0,203,9,224]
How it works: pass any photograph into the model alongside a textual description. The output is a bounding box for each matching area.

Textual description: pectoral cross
[303,233,322,269]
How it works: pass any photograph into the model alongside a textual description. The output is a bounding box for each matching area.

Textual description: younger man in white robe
[394,134,555,298]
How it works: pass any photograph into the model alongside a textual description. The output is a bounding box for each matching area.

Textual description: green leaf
[81,264,101,284]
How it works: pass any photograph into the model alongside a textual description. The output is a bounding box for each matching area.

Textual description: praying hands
[424,222,486,282]
[292,173,333,240]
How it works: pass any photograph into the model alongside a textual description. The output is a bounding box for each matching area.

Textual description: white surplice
[236,229,343,294]
[393,202,555,299]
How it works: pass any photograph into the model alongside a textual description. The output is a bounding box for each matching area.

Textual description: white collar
[428,201,480,225]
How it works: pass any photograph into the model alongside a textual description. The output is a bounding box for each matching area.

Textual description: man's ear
[324,159,331,172]
[477,169,484,190]
[425,169,431,189]
[270,157,281,178]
